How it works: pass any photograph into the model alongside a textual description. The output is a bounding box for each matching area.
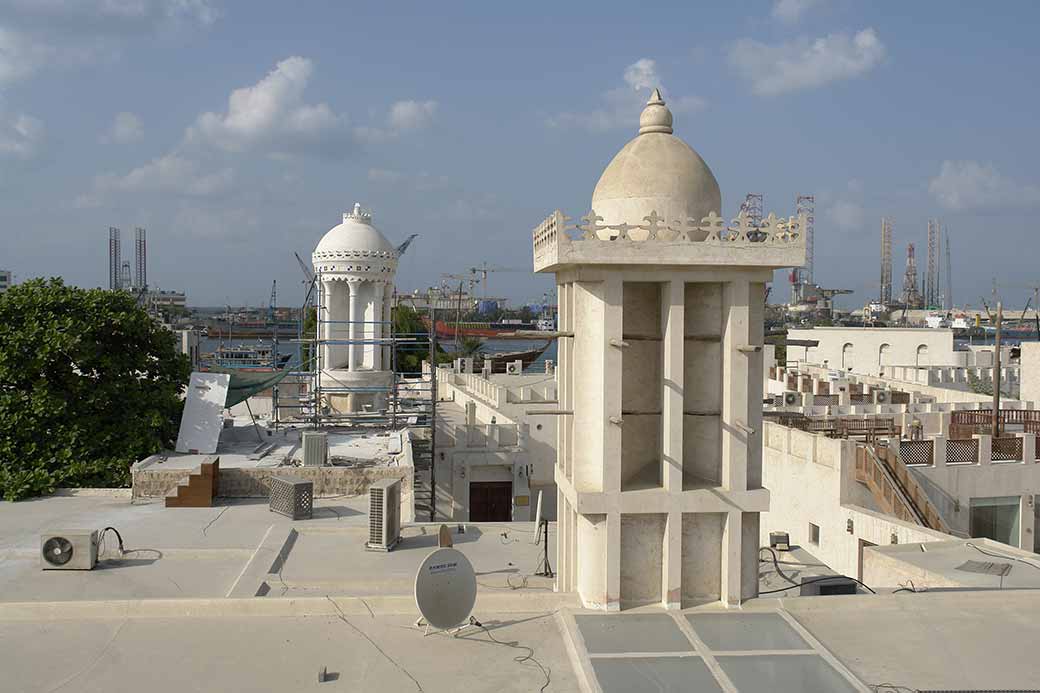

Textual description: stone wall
[132,463,414,521]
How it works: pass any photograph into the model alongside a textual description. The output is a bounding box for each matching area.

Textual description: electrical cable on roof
[758,545,876,595]
[469,617,551,693]
[966,541,1040,571]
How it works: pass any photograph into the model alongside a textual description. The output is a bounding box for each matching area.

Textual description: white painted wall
[787,327,958,374]
[760,422,952,580]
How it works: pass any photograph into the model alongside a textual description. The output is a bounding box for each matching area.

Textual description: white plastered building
[312,203,397,413]
[532,90,805,610]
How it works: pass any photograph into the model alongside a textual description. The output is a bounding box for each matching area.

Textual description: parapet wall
[132,464,414,522]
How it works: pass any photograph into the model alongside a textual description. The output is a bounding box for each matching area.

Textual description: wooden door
[470,482,513,522]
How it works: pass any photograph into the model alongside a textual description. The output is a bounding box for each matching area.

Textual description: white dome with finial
[591,88,721,230]
[312,203,397,282]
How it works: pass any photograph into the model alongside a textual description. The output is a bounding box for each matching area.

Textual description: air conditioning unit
[302,431,328,467]
[461,357,474,374]
[783,391,799,406]
[506,360,523,376]
[873,390,889,404]
[41,530,98,570]
[768,531,790,552]
[366,478,401,551]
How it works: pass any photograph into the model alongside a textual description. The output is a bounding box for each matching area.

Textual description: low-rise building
[434,364,558,522]
[0,269,11,294]
[150,289,187,309]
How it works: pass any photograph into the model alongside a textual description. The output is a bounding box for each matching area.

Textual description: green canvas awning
[205,367,292,409]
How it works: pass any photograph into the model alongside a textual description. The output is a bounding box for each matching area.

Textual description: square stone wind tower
[532,90,805,610]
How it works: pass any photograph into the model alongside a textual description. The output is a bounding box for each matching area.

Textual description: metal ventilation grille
[368,486,385,546]
[367,479,401,550]
[302,431,328,467]
[268,476,313,520]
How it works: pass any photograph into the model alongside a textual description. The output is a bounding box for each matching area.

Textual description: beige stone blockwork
[621,514,666,605]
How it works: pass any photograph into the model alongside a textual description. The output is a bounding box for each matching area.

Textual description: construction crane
[293,251,314,283]
[468,262,526,298]
[396,233,419,256]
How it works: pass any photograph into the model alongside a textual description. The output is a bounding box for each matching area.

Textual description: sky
[3,0,1040,311]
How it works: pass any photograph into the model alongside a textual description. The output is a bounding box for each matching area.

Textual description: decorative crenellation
[533,209,804,249]
[313,248,397,260]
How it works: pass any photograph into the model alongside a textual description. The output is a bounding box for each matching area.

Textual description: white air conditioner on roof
[367,479,401,551]
[41,530,98,570]
[506,360,523,376]
[783,391,799,406]
[302,431,328,467]
[874,390,889,404]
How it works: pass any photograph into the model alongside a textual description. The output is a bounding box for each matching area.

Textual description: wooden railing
[950,408,1040,438]
[764,414,901,441]
[855,444,948,533]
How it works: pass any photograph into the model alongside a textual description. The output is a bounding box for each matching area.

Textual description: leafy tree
[0,279,190,500]
[392,305,452,372]
[455,336,486,358]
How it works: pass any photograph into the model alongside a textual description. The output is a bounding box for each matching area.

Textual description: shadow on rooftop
[394,527,483,551]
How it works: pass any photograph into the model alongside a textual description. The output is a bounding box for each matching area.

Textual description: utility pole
[428,297,437,522]
[992,301,1002,437]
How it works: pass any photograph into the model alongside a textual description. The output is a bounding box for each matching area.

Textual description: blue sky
[3,0,1040,311]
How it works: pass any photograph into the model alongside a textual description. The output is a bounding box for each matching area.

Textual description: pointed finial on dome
[639,87,673,135]
[344,202,373,224]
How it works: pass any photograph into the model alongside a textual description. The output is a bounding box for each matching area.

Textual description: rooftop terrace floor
[3,496,1040,691]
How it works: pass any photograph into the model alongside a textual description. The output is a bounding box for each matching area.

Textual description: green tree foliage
[392,305,453,372]
[0,279,190,500]
[455,336,486,359]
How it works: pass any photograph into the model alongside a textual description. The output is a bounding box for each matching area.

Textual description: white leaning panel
[175,372,230,454]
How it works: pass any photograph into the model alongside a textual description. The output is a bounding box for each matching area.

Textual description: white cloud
[0,110,43,159]
[186,57,434,157]
[78,152,233,206]
[0,26,52,84]
[929,160,1040,211]
[0,1,218,86]
[388,100,437,132]
[80,55,435,207]
[188,56,350,155]
[825,199,864,231]
[548,58,704,132]
[728,28,885,96]
[772,0,824,24]
[1,0,220,29]
[622,58,657,91]
[102,111,143,144]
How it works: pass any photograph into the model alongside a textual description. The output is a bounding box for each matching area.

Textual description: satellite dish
[532,490,544,545]
[414,547,477,631]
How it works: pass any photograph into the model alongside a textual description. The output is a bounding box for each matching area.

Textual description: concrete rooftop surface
[147,424,407,471]
[3,495,1040,692]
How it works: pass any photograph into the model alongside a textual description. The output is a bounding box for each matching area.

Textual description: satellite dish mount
[533,490,554,578]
